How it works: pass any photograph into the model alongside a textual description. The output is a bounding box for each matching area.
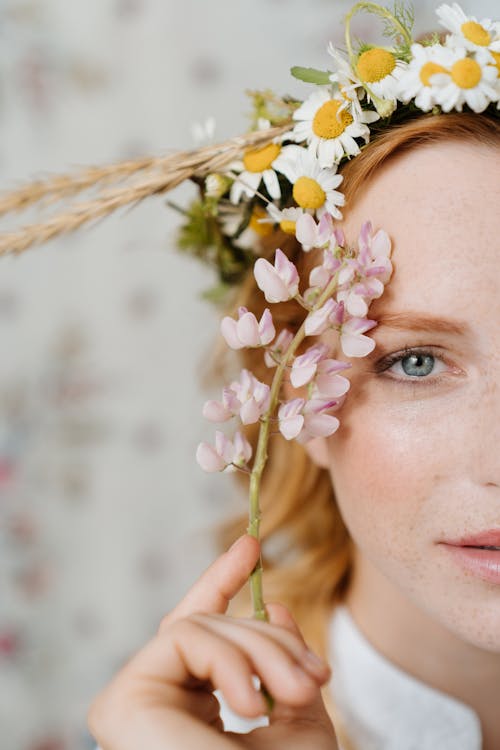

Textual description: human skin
[87,534,338,750]
[298,139,500,749]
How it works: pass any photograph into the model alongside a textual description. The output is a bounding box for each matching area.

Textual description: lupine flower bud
[313,359,352,398]
[220,307,275,349]
[196,430,252,473]
[264,328,294,368]
[305,298,344,336]
[357,221,393,284]
[337,275,384,317]
[309,249,342,291]
[290,343,331,387]
[278,397,341,442]
[340,317,378,357]
[228,369,271,425]
[254,248,299,303]
[295,212,334,252]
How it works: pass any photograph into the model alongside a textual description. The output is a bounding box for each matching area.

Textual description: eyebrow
[374,312,471,337]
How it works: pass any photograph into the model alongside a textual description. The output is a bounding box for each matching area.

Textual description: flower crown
[176,1,500,303]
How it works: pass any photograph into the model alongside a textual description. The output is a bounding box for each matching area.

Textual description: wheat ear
[0,121,292,258]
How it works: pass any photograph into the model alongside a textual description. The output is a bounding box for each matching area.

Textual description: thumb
[159,534,260,632]
[264,603,335,730]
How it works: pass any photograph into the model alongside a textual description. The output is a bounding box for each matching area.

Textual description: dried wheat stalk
[0,122,292,258]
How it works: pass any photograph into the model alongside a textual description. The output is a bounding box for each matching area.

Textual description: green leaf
[290,66,333,85]
[381,1,415,46]
[355,40,374,57]
[199,281,233,306]
[420,31,441,47]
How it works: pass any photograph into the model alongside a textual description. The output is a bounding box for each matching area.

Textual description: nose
[468,375,500,491]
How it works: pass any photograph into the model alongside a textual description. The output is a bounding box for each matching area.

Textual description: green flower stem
[345,2,412,66]
[246,264,343,712]
[247,266,342,611]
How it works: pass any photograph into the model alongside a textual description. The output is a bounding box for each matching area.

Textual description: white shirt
[327,604,482,749]
[94,604,483,749]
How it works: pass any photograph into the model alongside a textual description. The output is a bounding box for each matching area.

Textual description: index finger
[158,534,260,632]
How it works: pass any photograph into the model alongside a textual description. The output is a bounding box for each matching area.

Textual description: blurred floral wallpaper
[0,1,497,748]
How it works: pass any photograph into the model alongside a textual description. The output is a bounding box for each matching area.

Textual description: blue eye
[375,347,449,385]
[393,351,436,377]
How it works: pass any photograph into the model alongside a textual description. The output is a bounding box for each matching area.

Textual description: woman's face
[305,138,500,651]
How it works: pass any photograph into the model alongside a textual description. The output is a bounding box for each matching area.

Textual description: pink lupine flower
[278,397,341,442]
[254,248,300,303]
[264,328,294,368]
[295,212,334,252]
[333,223,392,316]
[203,369,271,425]
[313,359,352,398]
[330,223,391,317]
[202,385,238,422]
[340,316,378,357]
[297,398,341,444]
[290,343,331,387]
[336,280,375,317]
[308,248,342,291]
[304,298,344,336]
[278,398,306,440]
[196,430,232,472]
[231,430,253,468]
[196,429,252,473]
[229,368,271,424]
[333,226,345,248]
[357,220,393,284]
[202,398,232,423]
[220,306,276,349]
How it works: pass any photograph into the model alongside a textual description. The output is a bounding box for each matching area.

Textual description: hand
[87,534,339,749]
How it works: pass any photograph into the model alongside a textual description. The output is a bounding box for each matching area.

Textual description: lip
[439,544,500,584]
[442,529,500,547]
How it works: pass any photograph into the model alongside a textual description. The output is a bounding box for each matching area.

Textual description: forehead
[340,139,499,318]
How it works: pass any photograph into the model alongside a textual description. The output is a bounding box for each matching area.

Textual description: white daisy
[226,118,284,204]
[327,43,367,103]
[430,47,499,112]
[327,43,383,122]
[436,3,500,55]
[489,52,500,107]
[272,145,345,221]
[354,46,408,104]
[397,43,456,111]
[288,85,378,168]
[258,203,307,236]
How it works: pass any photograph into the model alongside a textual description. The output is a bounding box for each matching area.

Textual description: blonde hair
[199,111,500,744]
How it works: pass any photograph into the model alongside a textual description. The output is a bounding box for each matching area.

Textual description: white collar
[327,604,483,750]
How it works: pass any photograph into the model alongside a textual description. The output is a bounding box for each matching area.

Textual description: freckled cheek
[326,405,441,559]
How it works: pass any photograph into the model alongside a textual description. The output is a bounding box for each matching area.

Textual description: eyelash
[373,346,451,386]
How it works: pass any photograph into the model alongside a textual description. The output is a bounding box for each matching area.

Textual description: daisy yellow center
[293,176,326,209]
[356,48,396,83]
[451,58,482,89]
[460,20,491,46]
[312,100,354,139]
[249,205,273,237]
[280,220,297,235]
[490,50,500,76]
[419,61,448,86]
[242,143,281,173]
